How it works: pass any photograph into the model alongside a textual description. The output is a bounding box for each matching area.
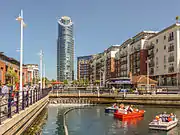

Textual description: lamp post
[100,69,104,87]
[43,63,46,89]
[16,10,26,95]
[39,50,43,92]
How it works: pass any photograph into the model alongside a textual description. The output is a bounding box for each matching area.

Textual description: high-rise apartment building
[57,16,74,82]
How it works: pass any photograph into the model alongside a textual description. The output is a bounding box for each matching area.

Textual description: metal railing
[49,87,180,96]
[0,87,51,125]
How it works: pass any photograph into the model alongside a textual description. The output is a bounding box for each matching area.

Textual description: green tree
[51,79,56,82]
[5,66,19,86]
[63,80,68,85]
[42,77,50,86]
[72,80,78,85]
[94,80,100,85]
[79,79,84,86]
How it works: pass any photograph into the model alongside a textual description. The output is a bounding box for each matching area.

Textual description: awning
[51,81,63,85]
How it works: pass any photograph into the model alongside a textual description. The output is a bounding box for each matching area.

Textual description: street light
[16,10,26,95]
[43,63,46,88]
[39,50,43,91]
[99,69,105,87]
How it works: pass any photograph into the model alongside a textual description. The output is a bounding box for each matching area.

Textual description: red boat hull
[114,110,145,119]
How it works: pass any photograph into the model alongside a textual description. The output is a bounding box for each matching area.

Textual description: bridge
[49,89,180,106]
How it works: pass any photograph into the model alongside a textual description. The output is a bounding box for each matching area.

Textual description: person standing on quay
[1,83,9,114]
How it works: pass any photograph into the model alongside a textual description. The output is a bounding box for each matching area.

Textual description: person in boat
[112,103,117,108]
[161,112,169,122]
[125,105,133,113]
[119,104,125,109]
[169,113,175,121]
[155,115,160,121]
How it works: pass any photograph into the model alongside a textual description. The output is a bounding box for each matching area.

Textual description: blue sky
[0,0,180,80]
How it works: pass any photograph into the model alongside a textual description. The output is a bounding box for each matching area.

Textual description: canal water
[42,105,180,135]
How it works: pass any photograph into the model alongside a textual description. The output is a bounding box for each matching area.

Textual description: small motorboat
[149,114,178,131]
[105,106,118,113]
[114,109,145,119]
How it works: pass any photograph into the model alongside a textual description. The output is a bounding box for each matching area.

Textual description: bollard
[22,90,24,110]
[8,90,12,118]
[16,91,19,113]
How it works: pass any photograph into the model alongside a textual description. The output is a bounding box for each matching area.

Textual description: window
[164,56,166,63]
[164,35,166,40]
[156,48,158,53]
[156,57,158,66]
[164,65,166,70]
[156,39,158,44]
[164,45,166,50]
[168,32,174,42]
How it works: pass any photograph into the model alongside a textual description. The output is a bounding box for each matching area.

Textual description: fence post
[0,96,2,125]
[36,89,38,102]
[22,90,24,110]
[33,89,35,103]
[8,89,12,118]
[30,89,32,105]
[16,91,19,113]
[26,90,29,107]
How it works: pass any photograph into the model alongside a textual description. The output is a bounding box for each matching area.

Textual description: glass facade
[57,16,74,81]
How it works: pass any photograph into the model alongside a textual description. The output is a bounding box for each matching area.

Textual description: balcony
[134,47,140,53]
[120,53,127,58]
[148,51,154,58]
[168,36,174,42]
[149,60,154,67]
[168,67,174,73]
[168,46,174,52]
[120,60,127,65]
[135,64,140,69]
[134,56,139,61]
[149,68,154,75]
[168,56,174,62]
[121,67,127,71]
[148,43,155,50]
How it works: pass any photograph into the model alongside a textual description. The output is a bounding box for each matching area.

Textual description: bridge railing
[0,87,51,125]
[49,88,180,97]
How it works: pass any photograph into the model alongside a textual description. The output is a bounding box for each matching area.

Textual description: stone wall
[0,95,49,135]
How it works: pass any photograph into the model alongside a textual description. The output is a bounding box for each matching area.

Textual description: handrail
[0,86,51,125]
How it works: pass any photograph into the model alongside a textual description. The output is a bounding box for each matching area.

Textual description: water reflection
[119,117,143,128]
[42,105,180,135]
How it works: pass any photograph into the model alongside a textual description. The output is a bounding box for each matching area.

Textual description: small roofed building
[131,75,157,89]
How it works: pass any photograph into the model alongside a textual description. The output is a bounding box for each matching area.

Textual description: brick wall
[0,60,6,84]
[140,50,148,75]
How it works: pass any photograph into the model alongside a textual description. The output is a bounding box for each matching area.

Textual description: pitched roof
[131,75,157,84]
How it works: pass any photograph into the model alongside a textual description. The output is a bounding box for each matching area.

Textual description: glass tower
[57,16,74,82]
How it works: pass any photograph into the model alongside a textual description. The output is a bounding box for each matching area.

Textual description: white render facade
[26,64,39,79]
[146,23,180,86]
[88,22,180,87]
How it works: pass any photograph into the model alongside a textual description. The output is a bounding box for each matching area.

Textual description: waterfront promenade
[0,87,50,135]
